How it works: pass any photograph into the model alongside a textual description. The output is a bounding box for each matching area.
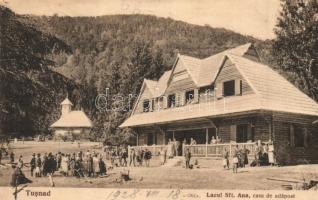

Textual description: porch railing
[129,142,263,158]
[183,142,258,158]
[129,145,166,156]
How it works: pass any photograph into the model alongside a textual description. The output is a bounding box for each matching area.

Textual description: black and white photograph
[0,0,318,199]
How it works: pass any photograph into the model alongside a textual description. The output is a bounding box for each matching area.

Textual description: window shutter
[149,99,153,112]
[180,91,185,106]
[235,79,242,95]
[216,82,223,98]
[230,125,237,143]
[193,89,199,103]
[163,96,168,109]
[290,124,295,147]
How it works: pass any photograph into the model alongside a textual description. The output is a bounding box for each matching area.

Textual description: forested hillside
[0,6,97,138]
[2,1,316,144]
[17,13,275,143]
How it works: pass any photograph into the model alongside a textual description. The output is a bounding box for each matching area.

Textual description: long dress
[268,145,275,164]
[93,156,100,174]
[167,143,174,158]
[61,156,69,174]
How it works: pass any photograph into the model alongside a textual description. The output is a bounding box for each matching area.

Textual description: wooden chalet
[120,43,318,165]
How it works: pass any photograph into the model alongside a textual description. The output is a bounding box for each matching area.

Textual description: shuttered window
[223,80,235,97]
[168,94,176,108]
[185,90,194,104]
[143,99,150,112]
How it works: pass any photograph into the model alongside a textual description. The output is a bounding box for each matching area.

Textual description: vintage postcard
[0,0,318,199]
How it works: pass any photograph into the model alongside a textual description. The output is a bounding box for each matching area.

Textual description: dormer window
[185,90,194,104]
[223,80,235,97]
[143,99,150,112]
[168,94,176,108]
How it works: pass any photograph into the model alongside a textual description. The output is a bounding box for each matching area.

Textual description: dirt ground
[1,141,318,190]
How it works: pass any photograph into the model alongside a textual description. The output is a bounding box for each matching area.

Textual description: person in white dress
[268,141,275,166]
[61,154,69,176]
[93,154,100,176]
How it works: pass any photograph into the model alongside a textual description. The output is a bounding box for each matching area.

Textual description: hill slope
[0,6,97,137]
[18,13,277,143]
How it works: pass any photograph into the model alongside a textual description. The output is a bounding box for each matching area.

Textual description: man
[35,153,42,177]
[121,149,128,167]
[42,153,48,177]
[129,148,136,167]
[10,151,15,163]
[18,155,24,169]
[10,164,32,187]
[143,149,152,167]
[0,148,2,164]
[30,153,36,177]
[184,148,191,169]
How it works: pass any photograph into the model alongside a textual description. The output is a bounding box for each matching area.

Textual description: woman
[61,154,69,176]
[93,154,100,176]
[232,145,239,173]
[268,142,275,166]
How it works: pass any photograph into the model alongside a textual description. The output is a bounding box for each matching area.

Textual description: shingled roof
[50,111,93,128]
[120,44,318,128]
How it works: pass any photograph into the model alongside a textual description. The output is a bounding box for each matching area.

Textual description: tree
[273,0,318,100]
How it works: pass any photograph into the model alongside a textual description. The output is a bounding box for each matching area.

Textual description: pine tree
[273,0,318,100]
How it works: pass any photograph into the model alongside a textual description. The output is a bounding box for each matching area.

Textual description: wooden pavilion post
[205,128,208,157]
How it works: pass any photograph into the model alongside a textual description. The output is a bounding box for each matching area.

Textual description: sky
[2,0,282,40]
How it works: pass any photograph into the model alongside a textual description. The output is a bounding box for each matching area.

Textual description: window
[223,80,235,97]
[290,124,307,147]
[143,99,150,112]
[168,94,176,108]
[294,125,305,147]
[185,90,194,104]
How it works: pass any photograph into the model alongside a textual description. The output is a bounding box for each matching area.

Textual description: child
[232,153,239,173]
[222,148,229,169]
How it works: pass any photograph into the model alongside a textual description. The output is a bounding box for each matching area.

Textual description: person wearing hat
[18,155,24,169]
[35,153,42,177]
[30,153,36,177]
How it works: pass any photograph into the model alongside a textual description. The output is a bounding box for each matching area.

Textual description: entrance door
[236,124,248,143]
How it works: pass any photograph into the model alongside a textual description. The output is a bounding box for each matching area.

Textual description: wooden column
[173,131,175,140]
[136,132,139,146]
[205,128,208,157]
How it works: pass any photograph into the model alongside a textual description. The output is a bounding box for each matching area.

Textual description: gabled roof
[144,70,172,98]
[50,111,93,128]
[227,54,318,116]
[120,44,318,128]
[60,97,73,106]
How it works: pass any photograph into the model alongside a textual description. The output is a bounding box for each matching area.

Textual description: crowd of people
[106,147,152,167]
[222,141,276,173]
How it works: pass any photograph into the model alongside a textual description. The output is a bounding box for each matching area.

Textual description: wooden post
[205,128,208,157]
[163,131,166,145]
[172,131,175,140]
[136,132,139,146]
